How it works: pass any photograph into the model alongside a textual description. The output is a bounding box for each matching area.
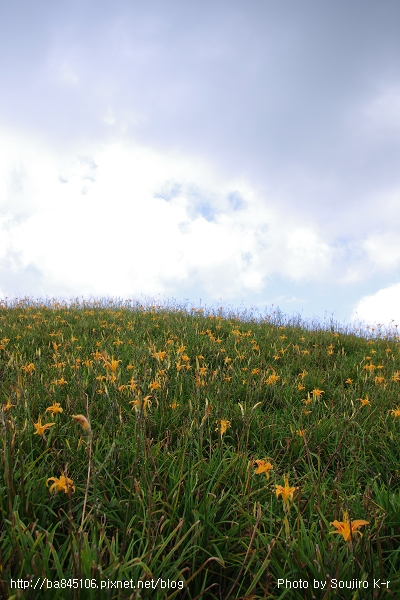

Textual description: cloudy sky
[1,0,400,327]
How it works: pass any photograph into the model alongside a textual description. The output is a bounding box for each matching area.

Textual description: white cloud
[283,228,332,280]
[2,127,400,314]
[351,283,400,327]
[362,231,400,271]
[331,224,400,284]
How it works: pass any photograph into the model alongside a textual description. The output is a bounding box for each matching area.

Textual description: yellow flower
[275,474,297,508]
[103,356,121,372]
[34,416,55,437]
[358,396,370,407]
[149,380,161,390]
[216,419,231,438]
[345,378,353,385]
[254,460,274,480]
[127,377,137,390]
[311,389,324,399]
[3,398,15,411]
[389,407,400,418]
[130,398,140,412]
[52,361,66,369]
[46,402,63,414]
[53,377,68,386]
[92,350,104,361]
[72,414,91,431]
[129,395,152,416]
[392,371,400,383]
[330,511,369,542]
[266,373,280,385]
[363,363,375,372]
[47,474,75,494]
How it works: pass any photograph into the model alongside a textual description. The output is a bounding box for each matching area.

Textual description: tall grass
[0,297,399,599]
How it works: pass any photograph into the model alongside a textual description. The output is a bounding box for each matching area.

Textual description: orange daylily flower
[389,407,400,418]
[129,395,152,415]
[34,416,55,437]
[46,402,63,414]
[3,398,15,411]
[358,396,370,407]
[254,460,274,480]
[275,474,297,508]
[330,511,369,542]
[47,474,75,494]
[149,380,161,390]
[103,356,121,372]
[266,373,280,385]
[216,419,231,438]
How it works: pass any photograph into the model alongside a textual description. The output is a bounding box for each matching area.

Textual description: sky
[1,0,400,329]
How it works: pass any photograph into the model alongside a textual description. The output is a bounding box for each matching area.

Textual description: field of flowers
[1,298,399,599]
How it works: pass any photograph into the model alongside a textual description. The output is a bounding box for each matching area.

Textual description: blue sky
[1,0,400,327]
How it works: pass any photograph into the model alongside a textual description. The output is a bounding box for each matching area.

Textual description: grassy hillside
[1,298,399,599]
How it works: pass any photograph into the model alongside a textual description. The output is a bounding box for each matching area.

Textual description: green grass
[1,297,399,599]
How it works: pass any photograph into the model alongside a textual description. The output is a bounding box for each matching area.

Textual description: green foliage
[0,297,399,598]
